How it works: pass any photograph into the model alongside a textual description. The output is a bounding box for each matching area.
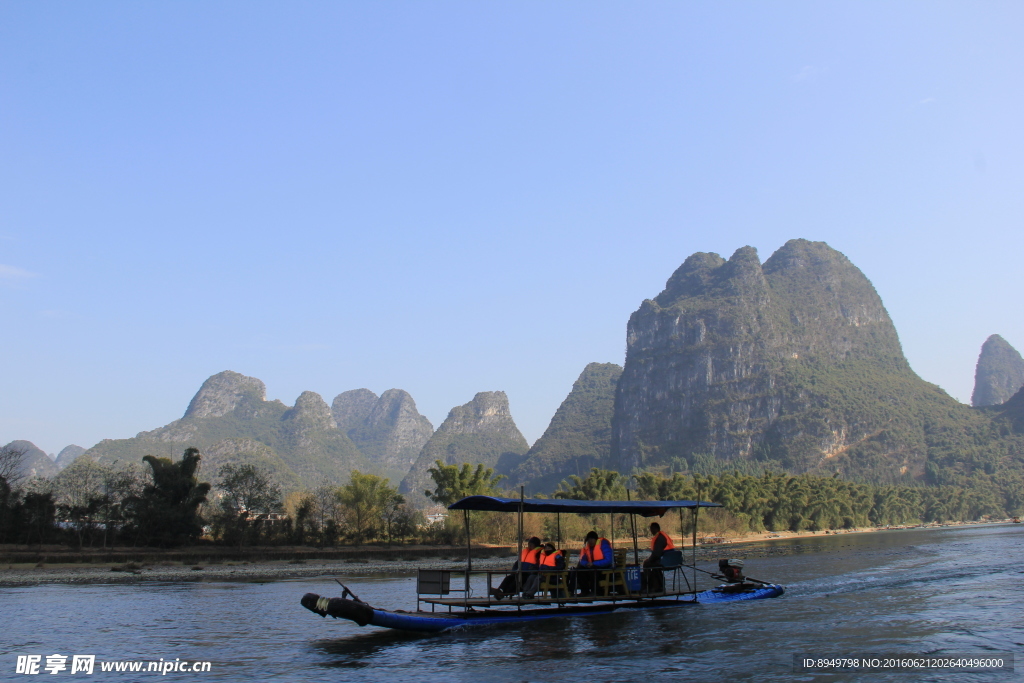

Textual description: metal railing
[415,565,700,612]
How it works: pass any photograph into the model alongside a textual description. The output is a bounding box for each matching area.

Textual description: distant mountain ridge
[333,388,434,485]
[401,391,528,505]
[972,334,1024,407]
[74,372,452,497]
[2,440,59,480]
[9,370,516,500]
[83,371,376,489]
[611,239,992,482]
[55,445,86,470]
[506,362,622,494]
[12,239,1024,515]
[331,389,379,432]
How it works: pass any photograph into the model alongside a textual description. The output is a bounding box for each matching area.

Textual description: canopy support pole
[678,506,685,556]
[692,485,701,598]
[677,506,691,595]
[627,489,639,565]
[464,508,471,604]
[516,486,524,602]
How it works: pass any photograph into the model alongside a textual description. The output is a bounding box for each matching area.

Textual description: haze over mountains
[8,239,1024,508]
[4,440,59,480]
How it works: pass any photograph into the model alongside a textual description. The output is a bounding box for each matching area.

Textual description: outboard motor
[718,558,745,583]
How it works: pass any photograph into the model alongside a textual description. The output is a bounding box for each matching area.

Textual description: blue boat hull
[301,584,785,633]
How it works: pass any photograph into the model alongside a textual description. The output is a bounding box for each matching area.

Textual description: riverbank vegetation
[556,467,1013,532]
[0,443,1016,551]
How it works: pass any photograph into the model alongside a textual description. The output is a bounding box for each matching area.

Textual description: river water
[3,524,1022,682]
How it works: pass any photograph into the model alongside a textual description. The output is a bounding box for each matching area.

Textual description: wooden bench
[538,570,569,598]
[597,547,633,597]
[536,549,570,598]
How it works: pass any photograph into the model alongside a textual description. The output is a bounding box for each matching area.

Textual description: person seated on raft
[569,531,613,596]
[522,542,566,598]
[490,536,541,600]
[642,521,675,593]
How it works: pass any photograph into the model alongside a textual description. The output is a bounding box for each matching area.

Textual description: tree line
[556,467,1013,533]
[0,445,511,549]
[0,445,429,548]
[1,442,1014,550]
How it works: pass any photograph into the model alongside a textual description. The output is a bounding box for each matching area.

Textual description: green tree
[128,448,211,547]
[98,464,146,548]
[309,479,339,547]
[424,462,505,546]
[554,468,627,500]
[382,498,421,545]
[337,471,406,543]
[52,458,110,549]
[425,461,505,506]
[0,443,28,491]
[214,463,283,547]
[1,445,32,543]
[20,491,57,546]
[217,463,283,515]
[0,476,11,544]
[290,493,315,546]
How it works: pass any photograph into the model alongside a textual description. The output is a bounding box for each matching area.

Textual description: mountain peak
[508,362,623,494]
[55,444,87,469]
[183,371,267,419]
[615,239,925,479]
[654,246,766,307]
[331,389,379,431]
[284,391,337,431]
[344,388,434,484]
[440,391,519,435]
[972,334,1024,407]
[400,390,528,503]
[2,440,59,480]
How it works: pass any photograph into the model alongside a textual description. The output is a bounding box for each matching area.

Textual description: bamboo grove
[555,467,1015,532]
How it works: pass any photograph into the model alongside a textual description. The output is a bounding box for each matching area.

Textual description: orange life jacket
[520,547,541,565]
[579,538,609,565]
[650,530,675,551]
[539,550,563,568]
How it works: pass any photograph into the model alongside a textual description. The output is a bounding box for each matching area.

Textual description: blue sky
[2,2,1022,457]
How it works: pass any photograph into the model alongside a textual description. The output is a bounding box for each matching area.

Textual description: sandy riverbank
[709,518,1010,547]
[1,520,1013,587]
[0,556,517,587]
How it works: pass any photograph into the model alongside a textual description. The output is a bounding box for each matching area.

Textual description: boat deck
[419,591,695,608]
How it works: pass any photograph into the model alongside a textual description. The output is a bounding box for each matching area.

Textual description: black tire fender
[300,592,374,626]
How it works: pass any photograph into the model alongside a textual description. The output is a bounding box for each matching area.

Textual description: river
[3,524,1022,681]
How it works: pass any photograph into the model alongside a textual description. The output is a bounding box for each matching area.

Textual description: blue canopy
[447,496,721,517]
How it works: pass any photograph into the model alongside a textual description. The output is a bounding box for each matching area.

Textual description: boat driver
[642,521,675,593]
